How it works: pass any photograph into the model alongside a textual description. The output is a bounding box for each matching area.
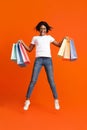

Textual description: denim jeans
[26,57,58,99]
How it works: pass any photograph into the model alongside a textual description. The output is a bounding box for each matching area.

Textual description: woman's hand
[17,40,21,43]
[17,40,35,52]
[64,36,70,41]
[17,40,24,44]
[18,40,26,47]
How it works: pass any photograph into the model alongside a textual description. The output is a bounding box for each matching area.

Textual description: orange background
[0,0,87,130]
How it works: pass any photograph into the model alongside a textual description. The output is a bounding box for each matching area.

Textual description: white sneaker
[54,99,60,110]
[23,100,30,110]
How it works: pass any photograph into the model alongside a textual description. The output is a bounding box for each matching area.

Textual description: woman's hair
[35,21,52,33]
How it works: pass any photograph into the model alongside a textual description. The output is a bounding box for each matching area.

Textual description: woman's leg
[44,58,60,110]
[26,58,42,99]
[44,58,58,99]
[24,58,42,110]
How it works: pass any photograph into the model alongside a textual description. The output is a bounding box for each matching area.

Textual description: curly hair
[35,21,52,33]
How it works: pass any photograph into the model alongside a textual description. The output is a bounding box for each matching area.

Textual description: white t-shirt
[31,35,55,57]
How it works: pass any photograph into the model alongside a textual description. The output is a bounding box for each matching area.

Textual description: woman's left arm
[52,40,63,47]
[52,36,70,47]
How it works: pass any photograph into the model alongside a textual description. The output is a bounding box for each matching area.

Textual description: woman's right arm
[19,40,35,52]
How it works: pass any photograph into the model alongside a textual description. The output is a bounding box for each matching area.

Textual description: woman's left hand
[64,36,70,41]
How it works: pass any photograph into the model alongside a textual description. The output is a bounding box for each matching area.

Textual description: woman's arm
[19,40,35,52]
[52,40,63,47]
[52,36,70,47]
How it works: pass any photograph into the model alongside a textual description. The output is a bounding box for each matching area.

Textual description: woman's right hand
[18,40,25,45]
[17,40,21,43]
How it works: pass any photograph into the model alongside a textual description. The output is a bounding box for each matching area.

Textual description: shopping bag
[11,43,17,61]
[63,39,70,59]
[58,39,66,57]
[16,43,26,67]
[19,43,30,64]
[70,40,78,60]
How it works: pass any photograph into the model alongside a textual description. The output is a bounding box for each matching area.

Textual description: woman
[20,21,66,110]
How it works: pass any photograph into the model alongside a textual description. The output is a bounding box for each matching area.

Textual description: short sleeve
[49,35,55,42]
[31,36,36,45]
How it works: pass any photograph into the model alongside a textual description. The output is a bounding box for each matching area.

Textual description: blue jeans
[26,57,58,99]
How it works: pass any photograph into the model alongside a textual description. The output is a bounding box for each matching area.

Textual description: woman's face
[39,25,47,36]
